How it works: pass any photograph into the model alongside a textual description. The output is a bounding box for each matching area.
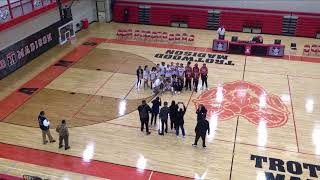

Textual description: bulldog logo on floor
[192,80,289,128]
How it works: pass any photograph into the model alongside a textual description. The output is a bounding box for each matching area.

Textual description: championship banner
[0,18,71,79]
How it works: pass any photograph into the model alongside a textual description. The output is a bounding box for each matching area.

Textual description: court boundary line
[0,142,192,180]
[287,75,300,152]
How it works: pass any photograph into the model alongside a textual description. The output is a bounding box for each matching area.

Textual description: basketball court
[0,21,320,180]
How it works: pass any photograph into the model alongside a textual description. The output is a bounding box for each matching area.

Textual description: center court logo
[193,80,289,128]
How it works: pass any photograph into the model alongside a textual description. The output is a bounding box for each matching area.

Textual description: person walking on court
[193,117,210,148]
[159,101,170,135]
[169,100,178,130]
[151,97,161,126]
[200,63,208,89]
[38,111,55,144]
[138,100,152,135]
[176,102,186,137]
[56,120,70,150]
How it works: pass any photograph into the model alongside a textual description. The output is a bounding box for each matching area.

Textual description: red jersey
[193,66,200,80]
[185,66,193,80]
[200,66,208,76]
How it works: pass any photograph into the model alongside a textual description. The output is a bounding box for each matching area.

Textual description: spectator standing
[193,117,210,148]
[217,25,226,40]
[176,102,186,137]
[138,100,152,135]
[38,111,55,145]
[169,100,178,130]
[151,97,161,126]
[56,120,70,150]
[159,101,170,135]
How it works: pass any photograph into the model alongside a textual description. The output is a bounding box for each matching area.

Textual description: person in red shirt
[193,63,200,92]
[200,63,208,89]
[185,61,192,91]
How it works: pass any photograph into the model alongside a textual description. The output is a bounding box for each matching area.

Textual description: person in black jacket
[138,100,152,135]
[136,66,143,88]
[169,100,178,130]
[193,117,210,148]
[38,111,56,144]
[196,104,207,122]
[159,101,170,135]
[176,102,186,137]
[151,97,161,126]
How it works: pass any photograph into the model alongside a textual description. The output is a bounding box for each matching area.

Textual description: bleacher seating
[113,2,320,38]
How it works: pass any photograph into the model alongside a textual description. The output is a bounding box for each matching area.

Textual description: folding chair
[116,29,122,39]
[168,34,175,44]
[182,33,188,44]
[157,31,163,41]
[303,44,310,55]
[151,32,158,42]
[311,44,318,55]
[162,32,168,42]
[188,34,195,44]
[127,29,133,39]
[175,33,181,44]
[134,30,140,40]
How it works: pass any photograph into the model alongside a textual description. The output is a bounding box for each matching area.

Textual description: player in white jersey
[150,67,157,89]
[165,64,172,80]
[159,62,166,77]
[177,63,185,87]
[170,62,176,76]
[175,62,180,76]
[143,65,150,88]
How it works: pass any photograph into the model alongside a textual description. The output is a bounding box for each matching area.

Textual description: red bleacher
[296,17,320,37]
[113,2,320,38]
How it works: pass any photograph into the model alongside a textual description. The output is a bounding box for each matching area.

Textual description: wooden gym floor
[0,22,320,180]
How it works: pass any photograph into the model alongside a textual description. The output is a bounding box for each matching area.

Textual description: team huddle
[136,61,209,94]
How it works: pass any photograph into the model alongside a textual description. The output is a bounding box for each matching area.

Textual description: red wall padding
[220,12,283,34]
[150,7,207,28]
[113,5,139,23]
[296,17,320,37]
[113,3,320,38]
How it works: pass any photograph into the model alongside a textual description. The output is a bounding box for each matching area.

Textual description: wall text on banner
[154,49,234,66]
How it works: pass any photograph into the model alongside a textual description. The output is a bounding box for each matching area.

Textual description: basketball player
[170,62,176,76]
[185,62,192,91]
[165,64,172,80]
[150,67,157,89]
[136,66,143,88]
[200,63,208,89]
[175,62,180,76]
[193,63,200,92]
[143,65,150,88]
[160,62,166,77]
[178,63,185,87]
